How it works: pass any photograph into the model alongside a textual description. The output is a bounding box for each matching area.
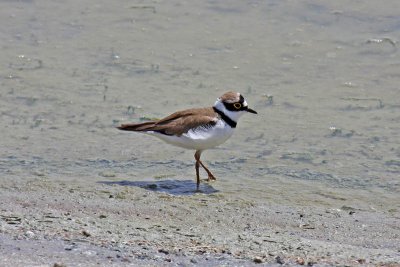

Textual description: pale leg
[194,150,217,184]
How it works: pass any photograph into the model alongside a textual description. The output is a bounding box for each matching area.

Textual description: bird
[117,91,257,190]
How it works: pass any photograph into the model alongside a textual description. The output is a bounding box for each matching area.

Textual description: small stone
[65,246,73,251]
[296,257,305,265]
[121,257,131,263]
[83,250,97,256]
[158,248,169,255]
[82,230,91,237]
[53,263,66,267]
[253,257,263,263]
[25,231,35,238]
[190,258,197,264]
[357,259,366,264]
[275,256,284,264]
[98,171,116,178]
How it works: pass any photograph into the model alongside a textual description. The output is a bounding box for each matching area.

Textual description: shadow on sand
[99,179,219,195]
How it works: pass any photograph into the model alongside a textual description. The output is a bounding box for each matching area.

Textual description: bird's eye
[233,103,242,109]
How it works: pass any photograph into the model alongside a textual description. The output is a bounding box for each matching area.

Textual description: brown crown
[219,91,240,103]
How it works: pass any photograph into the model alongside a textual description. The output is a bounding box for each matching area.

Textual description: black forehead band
[239,95,244,103]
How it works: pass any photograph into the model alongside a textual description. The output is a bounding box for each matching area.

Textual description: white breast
[148,119,234,150]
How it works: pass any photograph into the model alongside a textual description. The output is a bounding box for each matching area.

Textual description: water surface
[1,0,399,212]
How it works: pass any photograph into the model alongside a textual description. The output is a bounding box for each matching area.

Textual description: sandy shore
[1,176,399,266]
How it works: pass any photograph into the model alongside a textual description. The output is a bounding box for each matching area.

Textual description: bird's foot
[207,174,217,181]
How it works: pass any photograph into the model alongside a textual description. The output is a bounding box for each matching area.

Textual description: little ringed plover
[118,91,257,190]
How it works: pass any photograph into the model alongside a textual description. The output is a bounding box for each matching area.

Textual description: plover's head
[213,91,257,122]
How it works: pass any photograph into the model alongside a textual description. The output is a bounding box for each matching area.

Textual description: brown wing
[117,121,157,131]
[117,107,217,136]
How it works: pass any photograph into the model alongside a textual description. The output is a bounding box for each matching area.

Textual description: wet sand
[1,0,399,266]
[1,177,399,266]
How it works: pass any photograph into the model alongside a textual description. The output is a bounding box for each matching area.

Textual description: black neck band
[213,107,237,128]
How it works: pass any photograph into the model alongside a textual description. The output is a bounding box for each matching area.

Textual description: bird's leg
[199,160,217,181]
[194,150,201,190]
[195,150,216,182]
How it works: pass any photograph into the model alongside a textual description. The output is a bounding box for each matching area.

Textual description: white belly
[148,120,234,150]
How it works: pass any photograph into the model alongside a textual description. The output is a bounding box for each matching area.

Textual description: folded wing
[118,108,217,136]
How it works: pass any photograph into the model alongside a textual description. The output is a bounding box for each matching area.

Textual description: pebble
[158,248,169,255]
[83,250,97,256]
[357,259,366,264]
[65,245,74,251]
[253,256,263,263]
[296,257,305,265]
[82,230,91,237]
[275,256,285,264]
[98,171,116,178]
[25,231,35,238]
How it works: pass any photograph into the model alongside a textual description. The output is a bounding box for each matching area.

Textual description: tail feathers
[117,121,157,132]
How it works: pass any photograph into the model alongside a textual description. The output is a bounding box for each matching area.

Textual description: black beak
[246,107,257,114]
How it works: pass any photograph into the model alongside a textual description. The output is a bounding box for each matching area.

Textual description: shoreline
[1,177,399,266]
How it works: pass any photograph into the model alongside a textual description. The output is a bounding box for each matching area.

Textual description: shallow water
[1,0,399,212]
